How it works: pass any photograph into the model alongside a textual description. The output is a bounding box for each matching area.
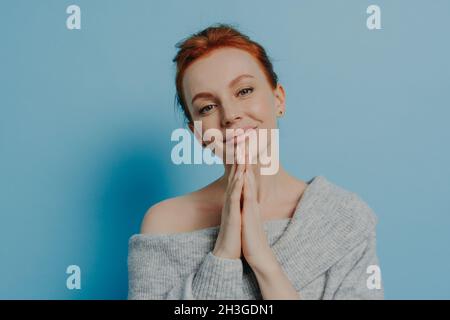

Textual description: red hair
[172,23,279,125]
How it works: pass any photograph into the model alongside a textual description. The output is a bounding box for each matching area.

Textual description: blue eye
[200,104,216,115]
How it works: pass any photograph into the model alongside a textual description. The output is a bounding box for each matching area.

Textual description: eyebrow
[191,74,255,105]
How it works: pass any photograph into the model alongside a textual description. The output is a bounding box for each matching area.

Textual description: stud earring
[277,110,284,117]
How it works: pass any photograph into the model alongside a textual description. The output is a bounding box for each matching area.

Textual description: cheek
[247,99,275,123]
[250,92,275,113]
[200,117,221,131]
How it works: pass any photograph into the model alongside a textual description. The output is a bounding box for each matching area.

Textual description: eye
[199,104,216,115]
[237,87,254,97]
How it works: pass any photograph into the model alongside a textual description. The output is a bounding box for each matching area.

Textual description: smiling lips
[223,126,257,144]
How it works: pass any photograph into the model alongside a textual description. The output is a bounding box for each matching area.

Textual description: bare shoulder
[140,191,222,235]
[140,197,182,234]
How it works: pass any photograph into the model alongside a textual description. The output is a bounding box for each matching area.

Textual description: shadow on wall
[85,129,170,299]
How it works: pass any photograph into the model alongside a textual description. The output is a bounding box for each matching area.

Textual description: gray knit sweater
[127,175,384,300]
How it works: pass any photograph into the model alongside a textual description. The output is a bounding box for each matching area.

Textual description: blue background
[1,0,449,299]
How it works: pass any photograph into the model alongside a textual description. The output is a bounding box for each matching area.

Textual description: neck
[219,161,292,205]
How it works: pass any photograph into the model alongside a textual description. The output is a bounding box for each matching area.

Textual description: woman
[127,23,384,300]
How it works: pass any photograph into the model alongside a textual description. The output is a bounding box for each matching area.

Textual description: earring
[277,110,284,117]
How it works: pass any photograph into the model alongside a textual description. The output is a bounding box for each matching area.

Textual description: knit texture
[127,175,384,300]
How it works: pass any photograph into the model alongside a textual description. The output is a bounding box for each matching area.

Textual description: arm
[128,238,245,300]
[128,204,244,300]
[239,164,300,299]
[176,251,244,300]
[250,250,301,300]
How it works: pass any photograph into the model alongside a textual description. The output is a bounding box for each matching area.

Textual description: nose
[221,103,243,127]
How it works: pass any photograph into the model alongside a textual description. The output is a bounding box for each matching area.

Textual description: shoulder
[313,176,379,239]
[140,196,189,234]
[139,191,220,235]
[329,179,378,237]
[296,176,380,267]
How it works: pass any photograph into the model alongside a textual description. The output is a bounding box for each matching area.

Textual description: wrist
[248,249,280,276]
[213,247,240,260]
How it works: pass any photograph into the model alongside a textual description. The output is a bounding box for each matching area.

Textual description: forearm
[251,253,301,300]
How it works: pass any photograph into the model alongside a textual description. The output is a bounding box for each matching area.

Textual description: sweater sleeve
[128,236,244,300]
[325,230,384,300]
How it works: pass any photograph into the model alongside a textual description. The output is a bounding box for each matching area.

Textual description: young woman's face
[183,47,285,162]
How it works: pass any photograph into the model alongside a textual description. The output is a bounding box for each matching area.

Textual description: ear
[274,84,286,115]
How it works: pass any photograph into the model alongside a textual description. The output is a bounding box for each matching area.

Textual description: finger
[248,166,260,205]
[232,161,244,187]
[243,167,260,221]
[228,159,236,184]
[229,166,245,214]
[245,154,249,173]
[230,149,245,193]
[226,141,241,186]
[243,168,255,204]
[246,164,254,189]
[230,142,244,176]
[242,172,258,237]
[226,145,245,199]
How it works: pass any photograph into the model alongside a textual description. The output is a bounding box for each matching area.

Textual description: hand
[240,157,274,270]
[212,150,245,260]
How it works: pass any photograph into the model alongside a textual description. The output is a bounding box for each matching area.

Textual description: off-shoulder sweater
[127,175,384,300]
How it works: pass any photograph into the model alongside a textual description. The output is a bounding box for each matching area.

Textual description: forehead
[182,47,265,103]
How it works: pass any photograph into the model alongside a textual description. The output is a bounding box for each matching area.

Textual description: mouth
[223,126,258,144]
